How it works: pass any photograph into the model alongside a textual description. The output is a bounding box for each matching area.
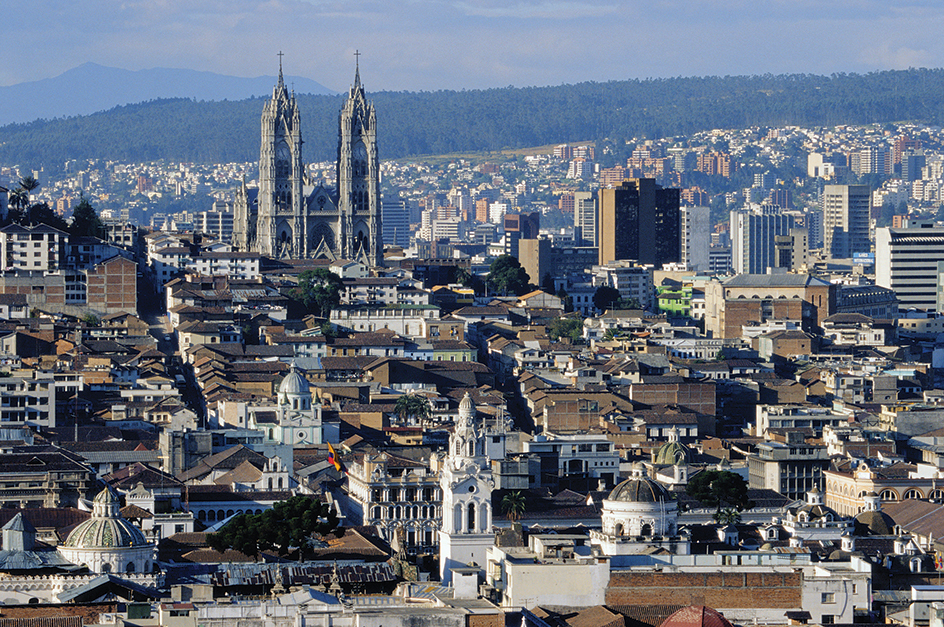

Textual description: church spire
[353,50,362,90]
[278,51,285,89]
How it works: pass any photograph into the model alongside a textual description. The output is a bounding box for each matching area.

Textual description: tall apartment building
[680,205,709,272]
[573,192,598,247]
[774,228,809,272]
[822,184,871,259]
[598,178,680,268]
[806,210,824,249]
[729,210,794,274]
[876,221,944,312]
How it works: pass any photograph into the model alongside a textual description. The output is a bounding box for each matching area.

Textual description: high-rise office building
[573,192,597,247]
[876,221,944,312]
[902,150,926,183]
[598,178,680,268]
[822,184,871,259]
[730,210,795,274]
[680,205,710,273]
[382,199,411,248]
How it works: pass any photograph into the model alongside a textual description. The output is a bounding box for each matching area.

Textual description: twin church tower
[233,56,383,266]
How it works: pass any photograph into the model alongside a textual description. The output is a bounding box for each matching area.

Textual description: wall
[605,570,802,608]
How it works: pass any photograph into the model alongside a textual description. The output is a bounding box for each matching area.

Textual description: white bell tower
[439,392,495,585]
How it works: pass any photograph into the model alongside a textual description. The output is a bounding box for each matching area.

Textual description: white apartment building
[590,261,654,311]
[0,224,66,272]
[0,374,57,429]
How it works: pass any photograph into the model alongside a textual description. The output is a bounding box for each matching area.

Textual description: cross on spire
[353,50,362,88]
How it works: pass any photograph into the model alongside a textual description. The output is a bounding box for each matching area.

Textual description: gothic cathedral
[233,58,383,266]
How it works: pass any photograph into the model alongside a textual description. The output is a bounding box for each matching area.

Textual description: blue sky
[6,0,944,92]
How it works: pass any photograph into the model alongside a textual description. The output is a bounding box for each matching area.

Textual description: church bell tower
[337,53,382,266]
[439,393,495,585]
[257,54,303,258]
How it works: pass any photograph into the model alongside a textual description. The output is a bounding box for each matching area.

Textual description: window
[821,593,835,604]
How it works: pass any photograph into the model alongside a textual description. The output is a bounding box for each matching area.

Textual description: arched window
[880,489,899,502]
[640,523,653,536]
[126,562,135,574]
[198,510,206,521]
[614,523,624,536]
[217,510,224,521]
[930,489,944,502]
[468,502,476,532]
[904,489,922,500]
[102,563,112,573]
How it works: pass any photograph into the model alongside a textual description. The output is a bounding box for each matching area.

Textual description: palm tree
[501,491,526,522]
[17,175,39,225]
[394,393,431,426]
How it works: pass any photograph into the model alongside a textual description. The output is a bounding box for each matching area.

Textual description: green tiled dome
[63,488,148,549]
[64,515,148,549]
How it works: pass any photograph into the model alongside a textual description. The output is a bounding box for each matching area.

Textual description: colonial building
[233,59,382,266]
[439,393,495,584]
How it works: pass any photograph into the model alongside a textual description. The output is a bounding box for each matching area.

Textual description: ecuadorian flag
[328,442,346,474]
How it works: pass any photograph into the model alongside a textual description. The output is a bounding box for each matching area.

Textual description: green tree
[616,297,643,310]
[292,269,343,318]
[686,469,753,521]
[715,507,742,525]
[547,315,583,342]
[17,176,40,226]
[8,188,28,212]
[207,495,339,559]
[81,313,100,326]
[593,285,622,313]
[18,175,39,199]
[28,202,68,231]
[501,491,526,522]
[488,255,531,296]
[70,196,106,239]
[394,393,432,425]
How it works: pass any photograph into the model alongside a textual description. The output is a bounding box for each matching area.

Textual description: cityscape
[7,45,944,627]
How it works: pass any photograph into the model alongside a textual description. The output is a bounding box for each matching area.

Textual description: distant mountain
[4,69,944,168]
[0,62,336,125]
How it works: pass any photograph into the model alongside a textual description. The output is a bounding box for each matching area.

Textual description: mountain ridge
[4,68,944,169]
[0,62,336,125]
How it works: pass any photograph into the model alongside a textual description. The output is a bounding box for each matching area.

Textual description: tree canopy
[394,393,432,425]
[292,269,343,318]
[547,315,583,342]
[7,69,944,166]
[488,255,531,296]
[686,469,753,521]
[207,495,340,559]
[593,285,621,313]
[70,196,106,239]
[501,491,526,522]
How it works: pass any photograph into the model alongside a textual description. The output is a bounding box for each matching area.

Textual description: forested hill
[3,69,944,168]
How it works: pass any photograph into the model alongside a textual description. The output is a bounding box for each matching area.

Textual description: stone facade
[233,61,382,266]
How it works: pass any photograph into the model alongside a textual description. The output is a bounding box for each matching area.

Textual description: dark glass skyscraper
[598,178,681,267]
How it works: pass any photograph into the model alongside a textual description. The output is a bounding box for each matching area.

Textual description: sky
[5,0,944,93]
